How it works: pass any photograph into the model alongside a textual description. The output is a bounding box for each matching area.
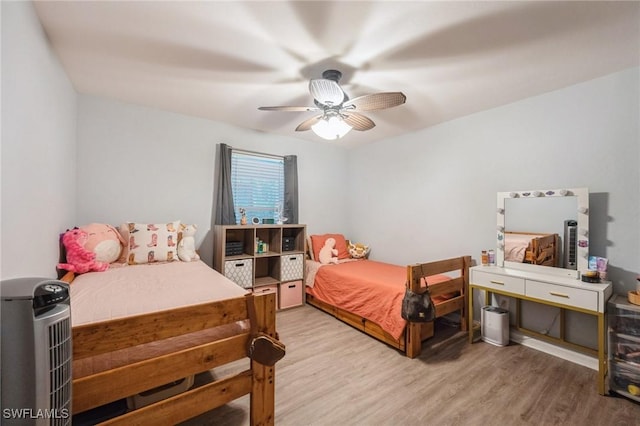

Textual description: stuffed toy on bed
[57,228,110,274]
[348,242,370,259]
[318,237,339,264]
[80,223,126,263]
[178,224,200,262]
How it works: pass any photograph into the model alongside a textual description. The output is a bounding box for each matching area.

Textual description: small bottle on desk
[481,250,488,266]
[488,249,495,266]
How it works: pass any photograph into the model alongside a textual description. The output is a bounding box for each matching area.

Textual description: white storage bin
[280,254,303,281]
[224,259,253,288]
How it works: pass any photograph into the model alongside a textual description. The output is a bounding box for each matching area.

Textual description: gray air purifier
[564,219,578,270]
[1,278,72,426]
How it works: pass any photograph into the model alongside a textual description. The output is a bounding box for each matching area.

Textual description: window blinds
[231,150,284,224]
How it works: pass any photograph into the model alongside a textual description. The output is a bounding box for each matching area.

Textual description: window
[230,150,284,224]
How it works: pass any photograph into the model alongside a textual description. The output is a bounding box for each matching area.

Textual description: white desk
[468,265,613,394]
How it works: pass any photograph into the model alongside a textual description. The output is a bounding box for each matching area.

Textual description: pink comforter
[306,260,449,341]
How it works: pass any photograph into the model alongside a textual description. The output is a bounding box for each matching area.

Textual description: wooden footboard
[64,272,277,425]
[306,255,470,359]
[526,234,558,267]
[405,256,470,358]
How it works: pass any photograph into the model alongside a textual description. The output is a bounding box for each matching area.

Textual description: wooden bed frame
[305,255,471,359]
[62,272,278,425]
[506,232,559,267]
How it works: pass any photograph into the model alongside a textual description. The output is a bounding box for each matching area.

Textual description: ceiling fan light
[311,116,352,140]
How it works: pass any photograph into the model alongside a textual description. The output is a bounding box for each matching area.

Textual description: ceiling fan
[258,70,406,140]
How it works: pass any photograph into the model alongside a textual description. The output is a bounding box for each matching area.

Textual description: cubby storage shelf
[214,224,306,310]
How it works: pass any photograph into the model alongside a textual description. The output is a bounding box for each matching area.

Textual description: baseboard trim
[510,330,598,371]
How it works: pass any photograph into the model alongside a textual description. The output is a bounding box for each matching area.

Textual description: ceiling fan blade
[309,79,344,106]
[344,92,406,111]
[343,112,375,131]
[258,106,319,112]
[295,115,323,132]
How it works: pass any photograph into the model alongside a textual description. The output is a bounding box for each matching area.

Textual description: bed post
[250,292,277,426]
[461,255,471,332]
[405,267,423,359]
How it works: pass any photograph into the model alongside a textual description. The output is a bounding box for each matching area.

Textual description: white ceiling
[33,1,640,148]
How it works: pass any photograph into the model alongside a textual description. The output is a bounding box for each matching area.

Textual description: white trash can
[481,306,509,346]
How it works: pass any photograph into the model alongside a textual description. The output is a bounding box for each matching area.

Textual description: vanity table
[469,265,612,394]
[469,188,613,395]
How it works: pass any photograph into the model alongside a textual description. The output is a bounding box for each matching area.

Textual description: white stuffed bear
[318,237,339,264]
[178,224,200,262]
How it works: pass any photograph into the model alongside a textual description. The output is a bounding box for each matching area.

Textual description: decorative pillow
[126,221,181,264]
[310,234,349,261]
[348,242,370,259]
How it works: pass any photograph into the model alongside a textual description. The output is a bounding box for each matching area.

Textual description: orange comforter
[306,260,450,341]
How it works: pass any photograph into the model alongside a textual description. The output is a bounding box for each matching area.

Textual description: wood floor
[181,304,640,426]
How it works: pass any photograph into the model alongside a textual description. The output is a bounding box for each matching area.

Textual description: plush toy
[318,237,339,264]
[348,242,370,259]
[80,223,126,263]
[178,224,200,262]
[57,228,109,274]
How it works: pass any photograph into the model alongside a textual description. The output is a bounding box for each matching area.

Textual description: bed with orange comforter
[305,256,470,358]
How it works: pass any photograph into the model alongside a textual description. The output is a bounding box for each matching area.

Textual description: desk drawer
[472,270,525,295]
[525,280,598,311]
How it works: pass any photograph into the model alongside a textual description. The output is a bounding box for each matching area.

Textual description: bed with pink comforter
[65,260,279,424]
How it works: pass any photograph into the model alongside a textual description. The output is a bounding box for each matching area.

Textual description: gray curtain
[214,143,236,225]
[283,155,298,224]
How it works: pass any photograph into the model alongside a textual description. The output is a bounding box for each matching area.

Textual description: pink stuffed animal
[318,237,339,264]
[57,228,109,274]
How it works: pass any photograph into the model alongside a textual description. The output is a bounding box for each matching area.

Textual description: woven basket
[628,291,640,306]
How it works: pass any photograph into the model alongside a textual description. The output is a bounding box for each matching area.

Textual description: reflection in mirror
[496,188,589,279]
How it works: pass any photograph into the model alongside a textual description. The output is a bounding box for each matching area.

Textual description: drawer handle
[490,280,505,285]
[235,263,245,267]
[289,257,297,261]
[549,291,570,298]
[288,284,296,289]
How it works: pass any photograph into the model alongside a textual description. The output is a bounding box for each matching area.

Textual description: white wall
[76,95,350,266]
[1,1,77,280]
[347,67,639,348]
[347,67,639,294]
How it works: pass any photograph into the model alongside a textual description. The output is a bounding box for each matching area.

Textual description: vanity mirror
[496,187,589,279]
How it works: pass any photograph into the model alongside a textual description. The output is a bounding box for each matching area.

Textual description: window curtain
[283,155,298,224]
[214,143,236,225]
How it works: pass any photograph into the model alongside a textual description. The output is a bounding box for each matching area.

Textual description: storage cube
[253,285,278,308]
[280,254,303,281]
[279,280,303,309]
[224,259,253,288]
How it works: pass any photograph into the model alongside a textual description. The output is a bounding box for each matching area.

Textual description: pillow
[310,234,349,261]
[126,221,181,264]
[348,242,370,259]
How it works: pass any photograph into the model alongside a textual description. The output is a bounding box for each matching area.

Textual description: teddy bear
[318,237,339,264]
[178,224,200,262]
[57,228,110,274]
